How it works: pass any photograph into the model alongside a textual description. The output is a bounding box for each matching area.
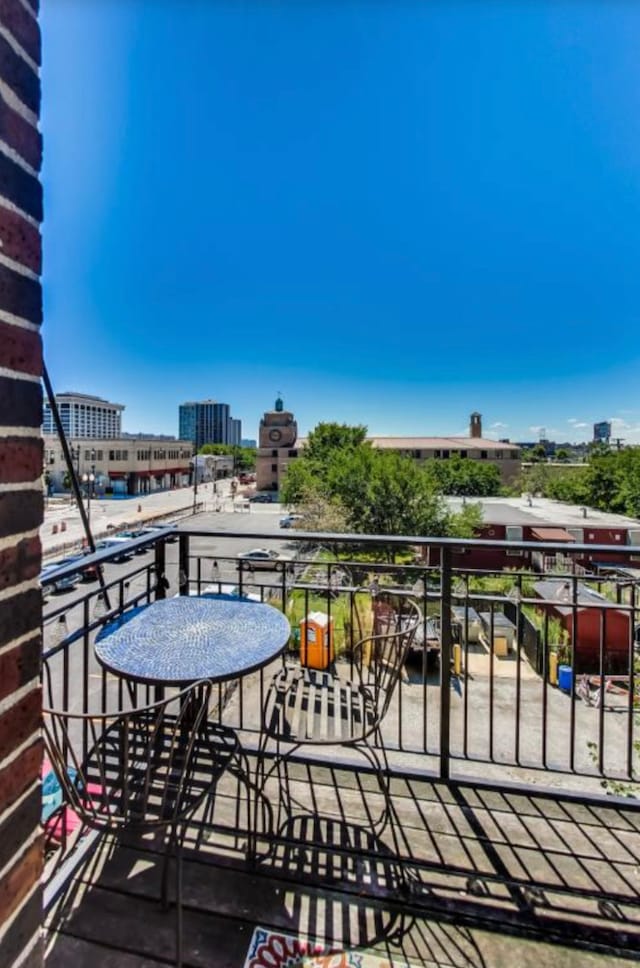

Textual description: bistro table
[95,595,291,687]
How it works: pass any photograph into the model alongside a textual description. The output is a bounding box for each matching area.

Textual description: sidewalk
[41,481,234,560]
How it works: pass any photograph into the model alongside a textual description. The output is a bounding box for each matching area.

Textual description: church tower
[256,396,298,493]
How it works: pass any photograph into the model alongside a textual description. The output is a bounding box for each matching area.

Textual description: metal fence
[42,527,640,794]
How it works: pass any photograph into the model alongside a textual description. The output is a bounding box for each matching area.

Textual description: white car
[279,513,305,528]
[236,548,283,571]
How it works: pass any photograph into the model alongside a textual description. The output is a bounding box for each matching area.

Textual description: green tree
[422,456,501,496]
[304,422,368,464]
[198,443,256,471]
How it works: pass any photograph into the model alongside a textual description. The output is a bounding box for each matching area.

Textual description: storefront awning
[530,527,575,542]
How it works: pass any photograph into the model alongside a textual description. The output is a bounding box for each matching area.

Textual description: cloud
[567,418,578,424]
[490,421,508,429]
[529,426,544,435]
[572,422,588,429]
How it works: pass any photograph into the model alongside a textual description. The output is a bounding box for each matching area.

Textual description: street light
[82,471,95,527]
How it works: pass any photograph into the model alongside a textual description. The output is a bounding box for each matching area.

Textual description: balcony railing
[41,526,640,960]
[42,527,640,792]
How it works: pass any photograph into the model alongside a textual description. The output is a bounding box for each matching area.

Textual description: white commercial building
[43,392,124,439]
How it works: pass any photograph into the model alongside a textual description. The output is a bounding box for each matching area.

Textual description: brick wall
[0,1,44,966]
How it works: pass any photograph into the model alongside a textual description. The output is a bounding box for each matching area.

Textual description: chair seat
[79,716,239,829]
[263,665,378,746]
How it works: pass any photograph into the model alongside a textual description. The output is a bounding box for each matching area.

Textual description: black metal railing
[42,528,640,796]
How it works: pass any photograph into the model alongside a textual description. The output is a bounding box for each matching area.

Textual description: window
[511,450,519,459]
[288,449,297,457]
[442,450,450,459]
[459,450,467,458]
[109,450,115,461]
[271,464,277,472]
[272,449,278,457]
[434,450,441,458]
[506,525,523,556]
[495,450,503,459]
[566,528,584,543]
[628,530,640,546]
[480,450,488,459]
[97,450,103,460]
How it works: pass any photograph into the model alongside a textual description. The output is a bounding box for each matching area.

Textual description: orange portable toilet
[300,612,335,670]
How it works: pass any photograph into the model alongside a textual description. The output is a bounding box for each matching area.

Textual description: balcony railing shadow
[41,526,640,964]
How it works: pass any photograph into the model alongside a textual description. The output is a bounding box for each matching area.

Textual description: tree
[304,423,367,465]
[555,449,570,462]
[422,456,501,496]
[198,443,256,471]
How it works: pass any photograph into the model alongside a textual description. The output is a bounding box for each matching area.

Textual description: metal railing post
[155,538,167,601]
[439,546,452,781]
[179,534,190,596]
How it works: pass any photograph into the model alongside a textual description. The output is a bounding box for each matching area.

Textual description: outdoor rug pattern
[244,926,413,968]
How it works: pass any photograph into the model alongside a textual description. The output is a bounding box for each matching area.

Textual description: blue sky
[41,2,640,443]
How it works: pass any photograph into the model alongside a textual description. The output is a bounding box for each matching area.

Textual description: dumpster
[558,664,573,693]
[300,612,335,670]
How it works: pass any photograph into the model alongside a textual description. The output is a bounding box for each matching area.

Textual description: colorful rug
[244,926,412,968]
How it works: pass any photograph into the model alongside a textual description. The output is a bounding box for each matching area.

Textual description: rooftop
[369,436,518,451]
[446,496,640,529]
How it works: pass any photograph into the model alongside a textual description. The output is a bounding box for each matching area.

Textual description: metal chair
[42,668,237,967]
[255,590,421,861]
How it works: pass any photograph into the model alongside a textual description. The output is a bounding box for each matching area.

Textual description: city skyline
[40,3,640,444]
[44,383,633,448]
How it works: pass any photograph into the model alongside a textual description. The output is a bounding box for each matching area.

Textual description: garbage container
[300,612,335,670]
[558,664,573,693]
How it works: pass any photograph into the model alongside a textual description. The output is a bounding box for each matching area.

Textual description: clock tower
[256,396,298,493]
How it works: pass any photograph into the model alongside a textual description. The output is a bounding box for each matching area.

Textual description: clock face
[269,429,282,443]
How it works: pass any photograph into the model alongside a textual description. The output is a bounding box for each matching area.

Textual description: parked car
[94,537,135,563]
[249,493,274,503]
[40,558,82,594]
[137,524,179,543]
[117,529,154,554]
[279,513,305,528]
[237,548,283,570]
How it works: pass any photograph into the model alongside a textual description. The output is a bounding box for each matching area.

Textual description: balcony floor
[44,758,640,967]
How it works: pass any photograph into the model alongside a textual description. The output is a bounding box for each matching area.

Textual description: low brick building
[43,434,193,496]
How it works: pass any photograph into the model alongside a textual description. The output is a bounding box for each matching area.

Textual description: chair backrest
[42,661,214,834]
[353,591,421,724]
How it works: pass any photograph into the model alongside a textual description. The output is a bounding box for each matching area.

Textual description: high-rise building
[228,417,242,447]
[179,399,239,450]
[593,421,611,445]
[42,391,124,439]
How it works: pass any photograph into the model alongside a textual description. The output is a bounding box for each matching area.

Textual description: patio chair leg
[175,838,184,967]
[161,829,175,911]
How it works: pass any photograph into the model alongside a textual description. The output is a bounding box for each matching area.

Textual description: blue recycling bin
[558,664,573,693]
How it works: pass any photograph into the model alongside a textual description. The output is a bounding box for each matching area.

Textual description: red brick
[0,888,41,967]
[0,32,39,115]
[0,321,41,375]
[0,203,42,272]
[0,379,42,429]
[0,490,42,540]
[0,536,40,595]
[0,260,42,321]
[0,588,40,650]
[0,687,42,764]
[0,0,41,66]
[0,650,40,716]
[0,687,40,762]
[0,436,42,483]
[0,739,41,810]
[0,91,41,172]
[0,838,42,926]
